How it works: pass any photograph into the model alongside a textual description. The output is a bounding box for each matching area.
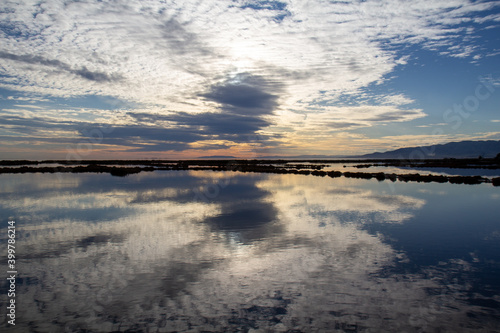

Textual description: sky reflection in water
[0,171,499,332]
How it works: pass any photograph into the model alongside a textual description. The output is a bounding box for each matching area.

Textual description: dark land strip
[0,158,499,186]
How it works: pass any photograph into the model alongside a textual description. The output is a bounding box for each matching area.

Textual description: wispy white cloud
[0,0,499,156]
[1,0,496,102]
[416,122,448,128]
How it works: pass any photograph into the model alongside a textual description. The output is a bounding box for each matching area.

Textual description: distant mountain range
[359,140,500,159]
[197,140,500,160]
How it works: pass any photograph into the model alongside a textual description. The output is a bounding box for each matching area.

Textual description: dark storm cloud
[0,51,122,82]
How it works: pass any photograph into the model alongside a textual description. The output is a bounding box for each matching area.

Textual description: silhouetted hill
[360,140,500,159]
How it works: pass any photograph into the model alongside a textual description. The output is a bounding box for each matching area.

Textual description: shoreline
[0,159,499,186]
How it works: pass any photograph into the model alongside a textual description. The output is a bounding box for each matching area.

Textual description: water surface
[0,171,499,332]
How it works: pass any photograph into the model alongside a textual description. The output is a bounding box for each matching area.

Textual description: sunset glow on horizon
[1,0,500,160]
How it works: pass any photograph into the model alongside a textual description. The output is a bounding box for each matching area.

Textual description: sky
[1,0,500,160]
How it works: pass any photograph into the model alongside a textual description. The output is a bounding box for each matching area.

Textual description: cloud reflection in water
[0,171,499,331]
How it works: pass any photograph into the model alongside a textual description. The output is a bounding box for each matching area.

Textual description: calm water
[1,171,499,332]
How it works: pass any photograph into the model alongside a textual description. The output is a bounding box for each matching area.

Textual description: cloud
[73,66,122,82]
[416,123,448,128]
[272,105,426,135]
[5,171,495,331]
[126,73,282,142]
[1,0,499,157]
[237,0,292,22]
[325,121,362,130]
[161,18,214,58]
[366,109,424,122]
[152,111,272,137]
[0,107,279,156]
[1,0,497,105]
[202,74,282,115]
[0,51,123,82]
[12,104,43,109]
[0,112,200,152]
[0,114,85,134]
